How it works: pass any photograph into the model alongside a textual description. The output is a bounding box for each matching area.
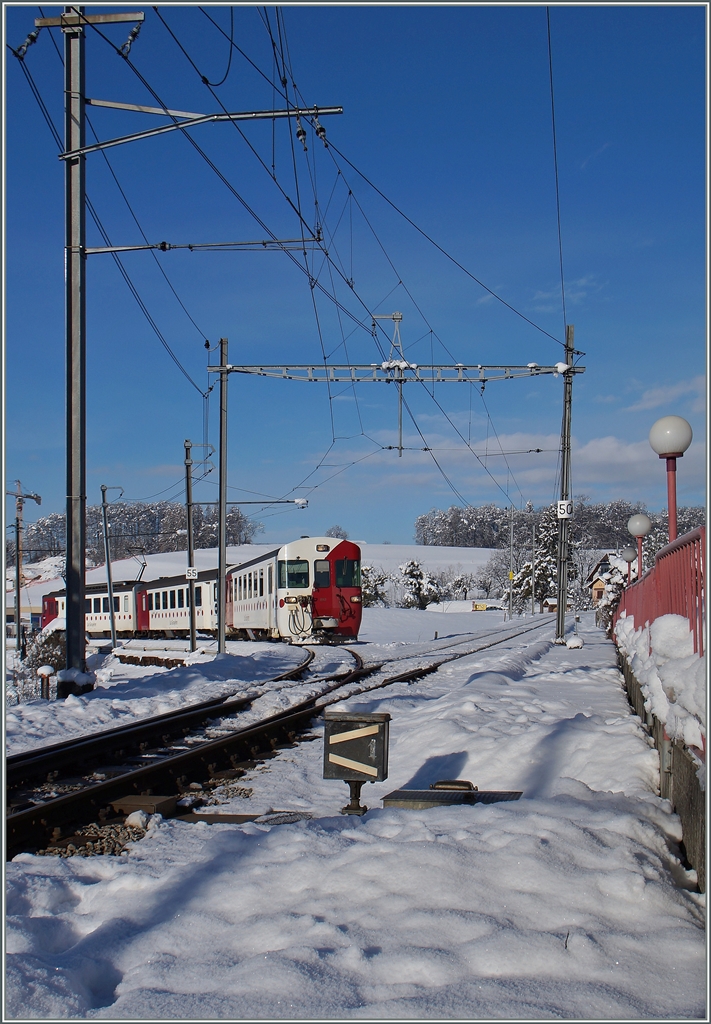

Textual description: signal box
[323,710,390,815]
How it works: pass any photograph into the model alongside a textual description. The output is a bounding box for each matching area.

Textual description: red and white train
[41,537,362,643]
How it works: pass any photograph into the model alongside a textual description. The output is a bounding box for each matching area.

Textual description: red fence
[614,526,705,657]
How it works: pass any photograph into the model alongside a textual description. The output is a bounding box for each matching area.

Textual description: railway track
[6,647,316,792]
[6,617,556,859]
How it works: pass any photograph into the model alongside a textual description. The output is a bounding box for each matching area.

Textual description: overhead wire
[259,8,529,510]
[28,8,564,517]
[13,24,208,399]
[201,4,234,87]
[201,4,566,350]
[316,160,528,506]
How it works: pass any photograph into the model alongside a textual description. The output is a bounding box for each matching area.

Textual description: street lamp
[627,513,652,576]
[648,416,693,542]
[621,546,637,585]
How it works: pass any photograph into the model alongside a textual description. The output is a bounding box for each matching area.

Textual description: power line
[201,5,234,87]
[10,40,208,399]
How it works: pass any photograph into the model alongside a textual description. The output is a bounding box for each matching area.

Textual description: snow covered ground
[5,611,706,1020]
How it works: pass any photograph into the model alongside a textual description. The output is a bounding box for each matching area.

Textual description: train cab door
[136,589,150,631]
[312,558,333,621]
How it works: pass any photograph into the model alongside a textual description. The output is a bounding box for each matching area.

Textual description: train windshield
[335,559,360,588]
[278,559,310,588]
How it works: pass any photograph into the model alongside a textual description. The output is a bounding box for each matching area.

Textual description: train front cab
[276,538,362,641]
[315,539,362,638]
[41,594,60,630]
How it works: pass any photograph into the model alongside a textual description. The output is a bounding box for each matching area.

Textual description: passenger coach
[41,537,362,643]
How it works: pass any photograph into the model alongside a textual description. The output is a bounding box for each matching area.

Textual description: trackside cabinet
[323,711,390,815]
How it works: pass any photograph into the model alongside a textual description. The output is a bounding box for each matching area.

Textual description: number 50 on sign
[557,501,574,519]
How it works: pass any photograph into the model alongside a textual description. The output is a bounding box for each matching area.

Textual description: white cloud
[626,375,706,413]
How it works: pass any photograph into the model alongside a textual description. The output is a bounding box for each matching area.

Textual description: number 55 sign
[186,567,198,580]
[557,501,574,519]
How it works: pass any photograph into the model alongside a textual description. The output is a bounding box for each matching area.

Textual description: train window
[177,589,184,608]
[268,565,273,594]
[148,593,154,611]
[238,577,242,600]
[259,569,264,597]
[170,591,176,609]
[85,599,91,613]
[286,560,310,588]
[195,586,202,607]
[162,591,168,609]
[248,573,252,598]
[186,587,191,607]
[123,595,129,612]
[278,561,287,588]
[113,597,120,612]
[314,560,330,588]
[335,559,361,588]
[102,598,110,613]
[93,598,101,613]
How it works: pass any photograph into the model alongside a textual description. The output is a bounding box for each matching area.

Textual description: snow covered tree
[22,501,263,566]
[325,525,349,539]
[361,565,389,607]
[397,560,442,609]
[643,507,705,565]
[594,555,629,637]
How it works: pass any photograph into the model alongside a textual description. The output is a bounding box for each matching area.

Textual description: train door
[41,595,59,630]
[136,588,150,631]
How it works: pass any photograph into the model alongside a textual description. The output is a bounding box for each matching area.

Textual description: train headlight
[350,595,362,603]
[284,596,298,604]
[316,544,330,552]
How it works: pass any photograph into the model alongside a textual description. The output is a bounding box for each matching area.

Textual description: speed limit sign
[557,501,574,519]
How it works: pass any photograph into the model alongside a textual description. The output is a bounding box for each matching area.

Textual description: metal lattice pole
[218,338,228,654]
[555,324,575,642]
[185,439,197,653]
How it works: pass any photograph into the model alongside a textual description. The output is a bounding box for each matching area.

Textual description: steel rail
[6,649,354,858]
[7,648,315,789]
[7,622,556,858]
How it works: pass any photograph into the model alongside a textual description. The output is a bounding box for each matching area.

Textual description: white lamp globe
[621,546,637,563]
[628,513,652,538]
[649,416,693,456]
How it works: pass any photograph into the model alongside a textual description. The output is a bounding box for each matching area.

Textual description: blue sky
[4,4,707,545]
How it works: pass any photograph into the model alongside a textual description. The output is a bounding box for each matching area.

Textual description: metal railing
[614,526,705,657]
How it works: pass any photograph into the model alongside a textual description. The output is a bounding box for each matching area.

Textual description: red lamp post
[627,513,652,576]
[648,416,693,543]
[621,546,637,585]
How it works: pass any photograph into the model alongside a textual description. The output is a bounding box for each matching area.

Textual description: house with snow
[586,553,636,605]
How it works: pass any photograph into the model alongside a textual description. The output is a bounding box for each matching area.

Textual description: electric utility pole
[184,439,197,653]
[555,324,576,643]
[373,312,405,456]
[6,481,41,657]
[100,485,122,650]
[34,6,145,672]
[508,505,514,620]
[218,338,228,654]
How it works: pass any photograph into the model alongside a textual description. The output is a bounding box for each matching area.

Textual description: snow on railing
[614,526,705,657]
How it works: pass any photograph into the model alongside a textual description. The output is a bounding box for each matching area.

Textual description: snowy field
[5,611,706,1020]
